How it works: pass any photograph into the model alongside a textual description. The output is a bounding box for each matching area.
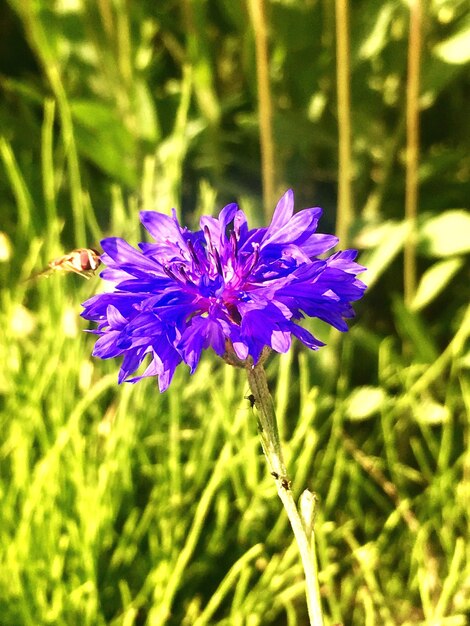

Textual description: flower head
[82,190,366,391]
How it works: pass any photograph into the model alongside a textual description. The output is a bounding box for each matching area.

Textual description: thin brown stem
[335,0,353,247]
[404,0,422,306]
[247,0,276,219]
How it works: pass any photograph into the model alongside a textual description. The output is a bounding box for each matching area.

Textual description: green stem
[246,363,324,626]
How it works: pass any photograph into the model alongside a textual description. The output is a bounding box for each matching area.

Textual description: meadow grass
[1,173,469,623]
[1,1,470,624]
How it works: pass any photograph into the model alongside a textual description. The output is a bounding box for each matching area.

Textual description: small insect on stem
[27,248,102,281]
[245,394,256,408]
[271,471,292,490]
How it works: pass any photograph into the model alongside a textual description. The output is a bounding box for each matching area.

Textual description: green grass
[1,1,470,624]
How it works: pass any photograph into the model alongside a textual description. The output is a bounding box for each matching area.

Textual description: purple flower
[81,190,366,391]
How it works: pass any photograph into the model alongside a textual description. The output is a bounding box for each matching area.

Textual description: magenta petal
[262,207,323,248]
[271,329,292,353]
[302,234,338,256]
[266,189,294,234]
[232,340,249,360]
[93,331,124,358]
[140,211,187,249]
[101,238,160,273]
[106,304,128,329]
[179,315,226,371]
[218,203,239,230]
[290,324,324,350]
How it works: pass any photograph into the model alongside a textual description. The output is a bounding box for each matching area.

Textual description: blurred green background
[0,1,469,624]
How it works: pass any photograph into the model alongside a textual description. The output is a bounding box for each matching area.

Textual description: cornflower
[82,190,366,625]
[82,190,365,391]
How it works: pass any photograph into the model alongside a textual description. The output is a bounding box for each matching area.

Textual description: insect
[245,394,256,408]
[271,472,292,490]
[30,248,101,280]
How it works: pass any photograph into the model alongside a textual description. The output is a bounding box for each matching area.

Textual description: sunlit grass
[2,235,468,624]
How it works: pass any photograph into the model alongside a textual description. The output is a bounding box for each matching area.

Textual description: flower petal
[266,189,294,235]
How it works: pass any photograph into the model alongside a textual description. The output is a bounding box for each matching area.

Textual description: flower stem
[246,363,324,625]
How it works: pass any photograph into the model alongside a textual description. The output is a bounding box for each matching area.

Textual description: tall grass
[247,0,276,218]
[1,1,469,624]
[404,0,423,306]
[334,0,353,248]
